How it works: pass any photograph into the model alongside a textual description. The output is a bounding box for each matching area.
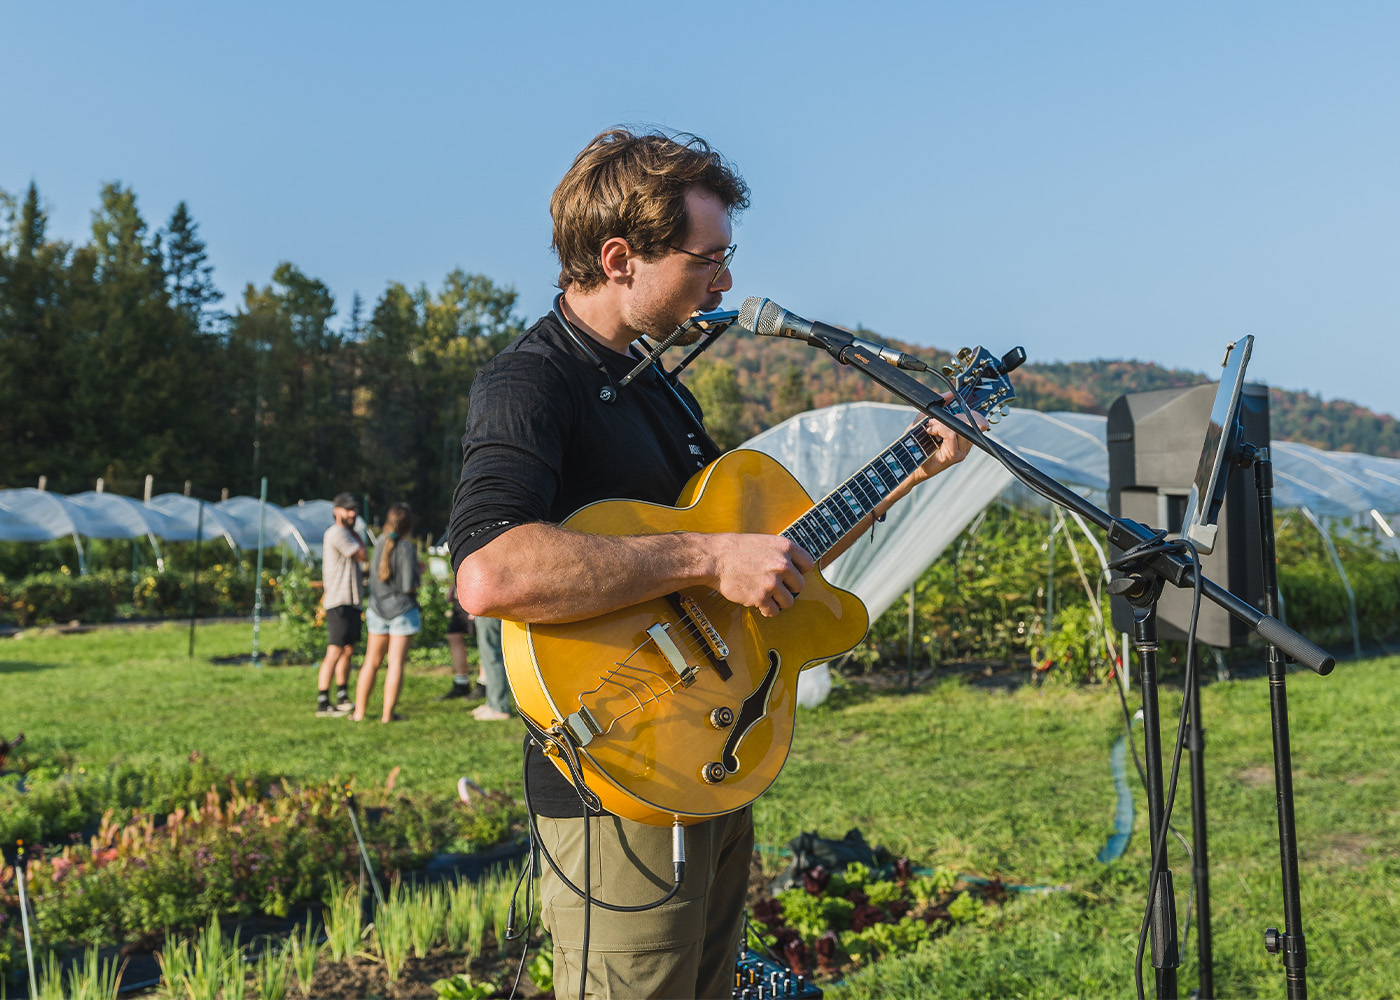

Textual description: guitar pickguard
[721,650,780,775]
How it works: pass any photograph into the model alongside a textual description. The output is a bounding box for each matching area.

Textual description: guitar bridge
[667,593,732,680]
[646,623,697,687]
[679,595,730,661]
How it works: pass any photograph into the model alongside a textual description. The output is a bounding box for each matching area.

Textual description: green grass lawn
[3,622,1398,998]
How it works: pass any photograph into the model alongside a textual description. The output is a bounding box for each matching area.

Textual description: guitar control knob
[700,761,726,784]
[709,706,735,729]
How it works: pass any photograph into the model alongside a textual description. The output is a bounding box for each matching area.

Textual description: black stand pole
[1186,634,1215,999]
[1251,449,1309,998]
[1126,597,1179,998]
[795,333,1334,1000]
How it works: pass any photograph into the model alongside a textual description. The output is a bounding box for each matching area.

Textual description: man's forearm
[455,522,713,624]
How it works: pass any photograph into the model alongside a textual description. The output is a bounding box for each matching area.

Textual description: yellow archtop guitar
[502,347,1018,826]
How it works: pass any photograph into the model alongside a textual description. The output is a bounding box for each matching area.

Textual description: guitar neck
[781,422,941,562]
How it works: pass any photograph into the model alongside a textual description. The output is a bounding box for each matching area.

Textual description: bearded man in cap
[317,492,366,716]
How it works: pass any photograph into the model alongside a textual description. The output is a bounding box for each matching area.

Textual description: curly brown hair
[550,127,750,292]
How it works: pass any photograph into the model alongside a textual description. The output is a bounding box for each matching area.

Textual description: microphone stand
[797,330,1334,999]
[1248,444,1311,999]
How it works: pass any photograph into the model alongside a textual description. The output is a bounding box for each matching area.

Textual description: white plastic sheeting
[0,489,341,561]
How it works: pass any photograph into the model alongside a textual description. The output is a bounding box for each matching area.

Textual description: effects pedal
[732,947,822,998]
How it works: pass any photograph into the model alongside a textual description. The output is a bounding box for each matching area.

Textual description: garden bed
[0,754,529,996]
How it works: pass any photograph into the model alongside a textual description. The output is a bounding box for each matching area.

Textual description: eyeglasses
[668,243,737,286]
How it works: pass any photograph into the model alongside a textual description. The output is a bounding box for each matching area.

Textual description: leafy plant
[25,945,125,1000]
[285,918,320,997]
[155,930,194,997]
[320,878,363,963]
[527,942,554,993]
[1039,601,1112,683]
[748,851,1000,979]
[443,877,475,954]
[276,561,325,659]
[252,940,291,1000]
[372,879,413,983]
[431,972,497,999]
[34,950,67,1000]
[406,882,447,959]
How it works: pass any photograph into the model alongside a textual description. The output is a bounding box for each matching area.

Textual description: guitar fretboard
[782,423,941,561]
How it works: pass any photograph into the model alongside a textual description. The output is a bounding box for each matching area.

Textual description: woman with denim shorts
[353,502,422,722]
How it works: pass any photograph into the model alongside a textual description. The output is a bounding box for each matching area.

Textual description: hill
[686,327,1400,457]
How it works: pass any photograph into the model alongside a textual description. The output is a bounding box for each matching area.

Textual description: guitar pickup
[646,623,698,687]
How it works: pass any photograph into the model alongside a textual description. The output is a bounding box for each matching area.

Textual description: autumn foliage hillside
[687,327,1400,457]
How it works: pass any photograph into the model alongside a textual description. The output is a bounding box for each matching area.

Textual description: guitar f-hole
[720,651,780,775]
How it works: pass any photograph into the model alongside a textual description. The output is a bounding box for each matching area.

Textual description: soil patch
[1234,765,1274,787]
[288,945,552,999]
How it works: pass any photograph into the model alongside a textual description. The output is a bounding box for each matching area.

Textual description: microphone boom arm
[818,336,1335,674]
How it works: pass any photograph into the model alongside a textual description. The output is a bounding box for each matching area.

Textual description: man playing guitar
[448,127,981,999]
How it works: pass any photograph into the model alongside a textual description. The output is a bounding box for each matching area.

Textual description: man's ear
[598,236,633,282]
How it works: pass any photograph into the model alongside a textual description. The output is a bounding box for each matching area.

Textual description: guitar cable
[521,723,687,1000]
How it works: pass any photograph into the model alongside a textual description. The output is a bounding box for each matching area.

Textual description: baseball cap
[333,492,361,512]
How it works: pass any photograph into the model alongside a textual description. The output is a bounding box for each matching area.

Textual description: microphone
[737,296,931,372]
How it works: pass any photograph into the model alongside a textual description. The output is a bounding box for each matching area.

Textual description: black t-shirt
[447,311,722,815]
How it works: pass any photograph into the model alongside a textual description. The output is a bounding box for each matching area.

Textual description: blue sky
[4,2,1397,417]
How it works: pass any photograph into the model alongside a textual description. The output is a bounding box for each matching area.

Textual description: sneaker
[315,704,339,718]
[472,704,512,721]
[438,682,478,701]
[333,698,353,715]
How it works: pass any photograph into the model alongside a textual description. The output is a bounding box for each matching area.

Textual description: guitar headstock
[941,346,1025,423]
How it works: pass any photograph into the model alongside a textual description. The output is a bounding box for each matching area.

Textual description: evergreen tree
[357,270,524,534]
[68,183,216,489]
[0,183,98,488]
[225,263,353,502]
[160,201,222,333]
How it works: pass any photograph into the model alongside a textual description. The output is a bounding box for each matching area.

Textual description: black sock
[317,688,330,707]
[335,684,349,702]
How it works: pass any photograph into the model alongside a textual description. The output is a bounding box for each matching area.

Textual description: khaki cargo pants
[536,806,754,999]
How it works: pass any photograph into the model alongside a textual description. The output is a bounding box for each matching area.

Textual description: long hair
[377,503,413,583]
[550,127,749,292]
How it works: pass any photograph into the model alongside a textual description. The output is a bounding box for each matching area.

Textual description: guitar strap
[551,291,714,444]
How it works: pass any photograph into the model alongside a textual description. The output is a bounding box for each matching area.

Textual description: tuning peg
[988,412,1001,424]
[999,404,1011,417]
[957,347,973,364]
[941,365,956,378]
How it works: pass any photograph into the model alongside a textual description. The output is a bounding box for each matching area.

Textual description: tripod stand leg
[1255,455,1309,1000]
[1187,665,1214,998]
[1134,601,1180,999]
